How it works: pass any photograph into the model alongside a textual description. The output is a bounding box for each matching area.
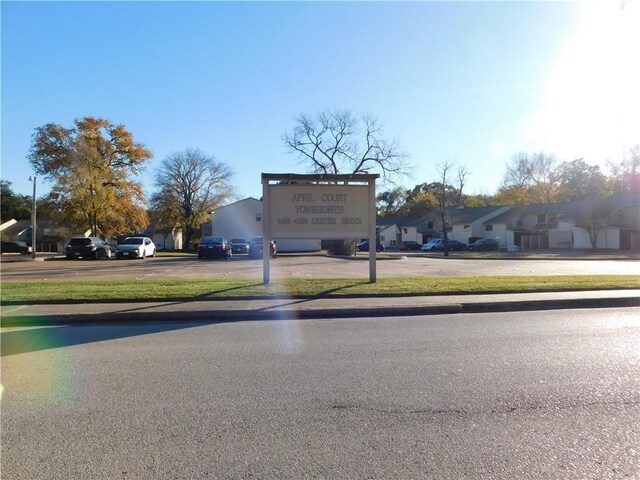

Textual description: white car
[115,236,156,259]
[421,239,444,251]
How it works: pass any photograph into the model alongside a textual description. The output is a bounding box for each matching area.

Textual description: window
[427,221,433,229]
[380,235,385,241]
[548,214,557,223]
[256,213,261,222]
[403,228,407,234]
[485,224,493,231]
[537,214,546,223]
[463,224,470,230]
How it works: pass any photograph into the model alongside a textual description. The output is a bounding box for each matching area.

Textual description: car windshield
[230,239,246,243]
[69,238,91,245]
[204,237,224,244]
[121,238,144,245]
[251,237,263,244]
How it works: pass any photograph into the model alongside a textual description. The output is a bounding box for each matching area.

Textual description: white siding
[211,198,320,252]
[212,198,263,240]
[379,225,398,248]
[573,227,620,249]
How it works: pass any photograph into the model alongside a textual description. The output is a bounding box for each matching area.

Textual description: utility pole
[29,176,37,259]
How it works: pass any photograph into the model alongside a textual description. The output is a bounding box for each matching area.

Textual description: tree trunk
[440,209,449,257]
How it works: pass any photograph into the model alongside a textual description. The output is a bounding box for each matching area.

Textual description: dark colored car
[248,236,277,259]
[1,241,32,255]
[230,238,250,255]
[421,239,467,251]
[468,238,499,251]
[398,241,422,251]
[198,236,232,259]
[445,239,468,251]
[66,237,112,259]
[356,241,385,252]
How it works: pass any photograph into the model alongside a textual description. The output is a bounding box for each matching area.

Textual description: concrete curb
[2,297,638,327]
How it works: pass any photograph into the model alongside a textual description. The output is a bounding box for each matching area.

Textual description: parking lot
[1,253,638,282]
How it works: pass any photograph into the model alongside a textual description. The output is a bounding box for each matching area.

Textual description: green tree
[0,180,31,223]
[152,148,234,250]
[28,117,151,236]
[376,186,406,216]
[556,159,607,201]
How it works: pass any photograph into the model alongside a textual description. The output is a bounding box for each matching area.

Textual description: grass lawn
[2,275,638,305]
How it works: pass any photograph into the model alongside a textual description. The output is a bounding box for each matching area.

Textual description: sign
[268,184,370,239]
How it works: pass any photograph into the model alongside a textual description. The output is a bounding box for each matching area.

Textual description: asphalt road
[2,308,639,479]
[1,254,639,281]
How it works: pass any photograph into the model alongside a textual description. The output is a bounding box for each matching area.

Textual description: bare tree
[283,110,409,183]
[500,152,558,204]
[456,164,471,205]
[436,160,454,257]
[152,148,234,250]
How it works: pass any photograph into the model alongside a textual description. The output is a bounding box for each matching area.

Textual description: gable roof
[216,197,261,210]
[376,216,417,228]
[447,205,509,224]
[0,220,30,237]
[490,194,640,224]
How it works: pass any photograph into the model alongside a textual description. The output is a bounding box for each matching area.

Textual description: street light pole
[29,176,37,259]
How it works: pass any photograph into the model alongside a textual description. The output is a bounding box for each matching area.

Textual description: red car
[398,241,422,251]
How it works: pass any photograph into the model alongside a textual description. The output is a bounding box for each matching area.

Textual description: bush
[322,239,356,256]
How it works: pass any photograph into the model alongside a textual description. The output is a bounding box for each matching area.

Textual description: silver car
[115,236,156,259]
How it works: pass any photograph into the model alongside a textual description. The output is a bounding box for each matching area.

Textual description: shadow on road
[1,283,371,356]
[1,322,205,357]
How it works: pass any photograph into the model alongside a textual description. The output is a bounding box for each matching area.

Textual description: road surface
[2,308,639,479]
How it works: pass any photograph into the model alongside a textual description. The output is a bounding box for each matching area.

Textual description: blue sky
[2,1,638,201]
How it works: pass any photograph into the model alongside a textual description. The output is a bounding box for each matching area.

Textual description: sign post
[261,173,379,284]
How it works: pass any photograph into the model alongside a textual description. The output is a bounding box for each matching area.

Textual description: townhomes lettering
[269,185,369,238]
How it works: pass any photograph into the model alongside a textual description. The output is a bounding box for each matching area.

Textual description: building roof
[376,216,417,228]
[490,194,640,224]
[0,219,30,238]
[447,205,509,224]
[215,197,261,210]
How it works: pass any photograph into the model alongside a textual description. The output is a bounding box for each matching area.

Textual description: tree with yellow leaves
[28,117,152,237]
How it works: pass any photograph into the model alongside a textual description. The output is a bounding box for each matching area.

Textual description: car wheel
[151,249,156,258]
[94,250,100,260]
[142,250,146,259]
[431,246,437,251]
[66,254,73,260]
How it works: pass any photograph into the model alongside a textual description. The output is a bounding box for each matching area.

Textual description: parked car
[248,236,277,259]
[198,236,232,259]
[421,239,444,251]
[229,238,250,255]
[398,241,422,251]
[115,236,156,259]
[356,241,385,252]
[468,238,499,251]
[423,239,468,251]
[1,241,32,255]
[66,237,112,259]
